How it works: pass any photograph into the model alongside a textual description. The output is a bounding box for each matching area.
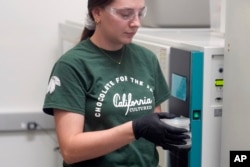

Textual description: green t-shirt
[43,39,170,167]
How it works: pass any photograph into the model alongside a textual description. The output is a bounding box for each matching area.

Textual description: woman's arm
[55,105,162,164]
[54,109,135,164]
[154,105,161,113]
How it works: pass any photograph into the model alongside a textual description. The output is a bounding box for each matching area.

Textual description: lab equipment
[133,28,224,167]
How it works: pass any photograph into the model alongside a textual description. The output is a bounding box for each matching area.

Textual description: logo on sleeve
[47,76,61,94]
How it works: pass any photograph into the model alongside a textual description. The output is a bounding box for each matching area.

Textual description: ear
[91,7,102,24]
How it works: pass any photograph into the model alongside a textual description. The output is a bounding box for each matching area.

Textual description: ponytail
[80,0,114,42]
[80,13,95,41]
[80,28,94,41]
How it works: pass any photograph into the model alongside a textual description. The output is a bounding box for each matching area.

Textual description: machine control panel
[211,54,224,116]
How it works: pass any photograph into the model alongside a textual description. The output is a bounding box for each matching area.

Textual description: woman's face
[93,0,146,48]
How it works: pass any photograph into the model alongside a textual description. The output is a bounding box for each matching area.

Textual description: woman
[43,0,189,166]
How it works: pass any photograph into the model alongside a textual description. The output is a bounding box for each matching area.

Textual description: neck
[90,33,123,51]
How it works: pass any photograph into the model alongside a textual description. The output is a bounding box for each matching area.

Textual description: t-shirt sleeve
[43,62,87,115]
[153,58,170,106]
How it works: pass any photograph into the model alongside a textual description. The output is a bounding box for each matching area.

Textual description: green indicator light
[194,113,199,118]
[193,110,200,120]
[215,79,224,87]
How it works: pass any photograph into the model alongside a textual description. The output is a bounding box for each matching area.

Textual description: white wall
[0,1,87,167]
[0,131,62,167]
[221,0,250,166]
[0,0,87,113]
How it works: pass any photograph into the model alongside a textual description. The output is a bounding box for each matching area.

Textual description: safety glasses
[105,6,147,21]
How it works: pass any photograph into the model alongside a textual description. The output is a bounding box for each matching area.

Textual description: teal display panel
[171,73,187,101]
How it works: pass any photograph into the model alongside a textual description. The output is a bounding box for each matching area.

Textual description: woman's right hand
[132,112,190,151]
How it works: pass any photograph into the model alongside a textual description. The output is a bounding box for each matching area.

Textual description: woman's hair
[80,0,114,41]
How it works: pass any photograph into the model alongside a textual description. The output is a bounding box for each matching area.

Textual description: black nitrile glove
[132,112,190,151]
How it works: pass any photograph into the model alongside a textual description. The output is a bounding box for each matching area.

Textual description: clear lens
[106,6,147,21]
